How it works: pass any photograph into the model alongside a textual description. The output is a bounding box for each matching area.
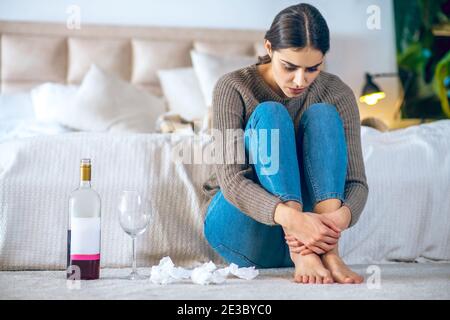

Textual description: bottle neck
[79,180,91,188]
[80,165,91,188]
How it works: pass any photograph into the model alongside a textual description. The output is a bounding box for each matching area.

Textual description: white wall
[0,0,399,124]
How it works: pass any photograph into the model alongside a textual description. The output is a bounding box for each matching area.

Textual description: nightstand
[389,118,435,131]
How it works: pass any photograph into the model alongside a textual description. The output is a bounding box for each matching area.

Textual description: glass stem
[132,236,137,274]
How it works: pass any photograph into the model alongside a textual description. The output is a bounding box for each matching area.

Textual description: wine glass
[118,190,152,280]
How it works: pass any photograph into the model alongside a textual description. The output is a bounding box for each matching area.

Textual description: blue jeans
[204,102,348,268]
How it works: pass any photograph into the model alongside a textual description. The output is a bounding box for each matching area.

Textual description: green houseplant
[434,51,450,118]
[394,0,449,119]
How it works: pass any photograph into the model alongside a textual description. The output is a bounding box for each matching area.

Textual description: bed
[0,21,449,300]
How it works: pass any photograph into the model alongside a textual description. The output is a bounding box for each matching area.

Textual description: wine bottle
[67,159,101,280]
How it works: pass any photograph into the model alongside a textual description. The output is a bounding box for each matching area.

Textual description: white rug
[1,263,449,300]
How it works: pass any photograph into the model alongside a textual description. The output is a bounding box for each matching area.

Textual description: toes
[302,275,309,284]
[318,271,333,284]
[296,274,328,285]
[344,277,355,284]
[352,273,364,284]
[341,270,364,284]
[324,276,334,284]
[322,272,334,284]
[332,271,349,284]
[323,256,365,284]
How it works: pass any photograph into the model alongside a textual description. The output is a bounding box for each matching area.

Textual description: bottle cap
[80,159,91,167]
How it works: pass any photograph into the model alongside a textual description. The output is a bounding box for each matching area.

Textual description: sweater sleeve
[211,77,284,226]
[334,85,369,228]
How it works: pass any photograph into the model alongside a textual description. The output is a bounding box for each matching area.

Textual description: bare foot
[318,208,364,284]
[321,248,364,284]
[282,201,333,284]
[290,251,334,284]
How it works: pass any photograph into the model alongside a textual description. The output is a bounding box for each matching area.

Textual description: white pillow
[0,92,35,120]
[62,65,166,132]
[30,83,78,122]
[157,67,207,121]
[190,50,257,106]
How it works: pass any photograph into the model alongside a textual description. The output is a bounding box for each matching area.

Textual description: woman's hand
[284,234,308,254]
[320,205,352,230]
[284,206,352,255]
[283,210,341,255]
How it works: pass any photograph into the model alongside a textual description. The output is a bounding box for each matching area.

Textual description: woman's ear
[264,40,273,58]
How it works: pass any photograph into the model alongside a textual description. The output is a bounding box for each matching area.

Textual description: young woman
[202,3,368,284]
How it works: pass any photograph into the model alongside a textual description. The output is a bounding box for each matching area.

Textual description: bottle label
[70,217,101,260]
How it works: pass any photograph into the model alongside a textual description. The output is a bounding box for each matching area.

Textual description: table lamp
[359,72,399,106]
[360,71,414,110]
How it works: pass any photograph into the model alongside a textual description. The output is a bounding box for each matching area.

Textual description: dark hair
[259,3,330,64]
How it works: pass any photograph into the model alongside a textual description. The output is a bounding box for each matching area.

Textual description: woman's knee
[300,103,343,128]
[251,101,293,126]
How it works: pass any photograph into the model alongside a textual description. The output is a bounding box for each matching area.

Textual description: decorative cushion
[1,35,67,83]
[190,50,257,106]
[131,39,192,86]
[157,67,207,121]
[67,38,131,84]
[30,83,78,122]
[193,41,255,57]
[60,65,166,132]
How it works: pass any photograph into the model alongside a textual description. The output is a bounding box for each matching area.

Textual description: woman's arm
[334,84,369,228]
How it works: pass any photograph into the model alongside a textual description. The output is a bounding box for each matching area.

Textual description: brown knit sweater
[201,63,369,228]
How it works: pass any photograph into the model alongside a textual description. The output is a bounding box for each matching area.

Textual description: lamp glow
[359,92,386,106]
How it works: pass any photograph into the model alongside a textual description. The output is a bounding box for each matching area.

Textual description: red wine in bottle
[67,159,101,280]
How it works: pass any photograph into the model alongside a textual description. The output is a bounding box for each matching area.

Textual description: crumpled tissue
[150,256,259,285]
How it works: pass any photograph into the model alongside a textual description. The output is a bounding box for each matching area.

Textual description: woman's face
[265,41,324,98]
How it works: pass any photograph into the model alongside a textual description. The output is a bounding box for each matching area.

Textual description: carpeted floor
[1,263,449,300]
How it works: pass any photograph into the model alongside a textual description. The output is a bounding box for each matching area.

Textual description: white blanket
[0,119,74,143]
[1,120,450,270]
[342,121,450,264]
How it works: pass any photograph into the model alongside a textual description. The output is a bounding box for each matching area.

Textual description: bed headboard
[0,21,265,95]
